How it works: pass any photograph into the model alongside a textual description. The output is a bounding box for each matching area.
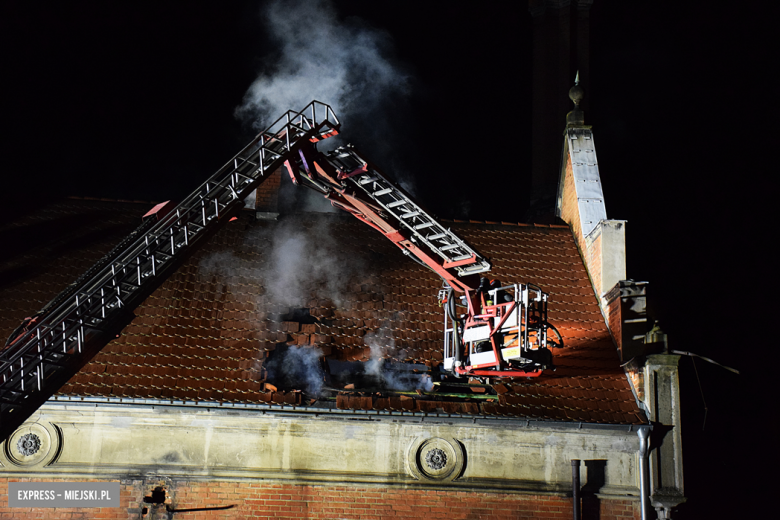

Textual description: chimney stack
[254,167,282,220]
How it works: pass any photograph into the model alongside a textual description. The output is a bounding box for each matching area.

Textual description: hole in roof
[275,307,333,326]
[265,343,327,396]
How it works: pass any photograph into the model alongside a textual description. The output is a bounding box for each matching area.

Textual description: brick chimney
[254,166,283,220]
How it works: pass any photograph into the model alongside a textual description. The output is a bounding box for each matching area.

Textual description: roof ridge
[441,218,569,229]
[67,195,158,205]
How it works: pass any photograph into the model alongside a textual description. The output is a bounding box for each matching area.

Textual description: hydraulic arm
[283,142,562,380]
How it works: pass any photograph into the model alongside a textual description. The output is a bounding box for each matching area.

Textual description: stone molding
[1,402,642,498]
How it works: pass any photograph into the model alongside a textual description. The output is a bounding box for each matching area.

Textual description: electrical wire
[670,350,740,375]
[690,355,708,431]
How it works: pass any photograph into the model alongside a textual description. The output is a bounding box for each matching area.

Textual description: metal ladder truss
[0,101,339,434]
[334,149,491,278]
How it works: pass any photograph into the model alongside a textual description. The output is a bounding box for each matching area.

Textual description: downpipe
[637,426,651,520]
[571,459,581,520]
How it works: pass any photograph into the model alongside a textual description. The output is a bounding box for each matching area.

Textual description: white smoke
[198,1,423,396]
[280,345,325,396]
[198,250,242,285]
[259,219,362,307]
[198,217,363,310]
[364,326,433,392]
[364,326,394,376]
[243,189,256,209]
[234,0,415,192]
[235,0,409,132]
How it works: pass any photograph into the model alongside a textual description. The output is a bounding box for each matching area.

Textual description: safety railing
[442,283,549,372]
[0,101,339,421]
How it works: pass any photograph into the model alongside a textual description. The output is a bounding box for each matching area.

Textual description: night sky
[0,2,774,517]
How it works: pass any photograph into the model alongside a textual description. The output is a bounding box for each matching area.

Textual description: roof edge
[48,395,646,429]
[441,218,569,230]
[67,195,159,205]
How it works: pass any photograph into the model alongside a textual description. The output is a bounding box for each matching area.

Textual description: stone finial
[566,71,585,127]
[569,71,584,106]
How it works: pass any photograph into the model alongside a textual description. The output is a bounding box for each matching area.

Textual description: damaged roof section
[0,198,644,425]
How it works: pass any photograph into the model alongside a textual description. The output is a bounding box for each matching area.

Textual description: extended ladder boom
[0,101,340,441]
[285,144,491,293]
[284,142,559,380]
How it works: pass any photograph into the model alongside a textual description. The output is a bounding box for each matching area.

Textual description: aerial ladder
[1,101,560,442]
[283,143,562,379]
[0,102,340,440]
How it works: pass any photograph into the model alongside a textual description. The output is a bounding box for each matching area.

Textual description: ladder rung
[358,176,378,185]
[235,156,258,167]
[451,254,472,262]
[373,188,393,196]
[400,211,420,219]
[37,358,73,369]
[387,200,408,208]
[428,233,447,240]
[460,263,491,274]
[414,222,435,230]
[440,244,460,251]
[0,395,24,406]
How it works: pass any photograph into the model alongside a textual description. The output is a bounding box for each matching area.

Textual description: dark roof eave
[49,395,647,431]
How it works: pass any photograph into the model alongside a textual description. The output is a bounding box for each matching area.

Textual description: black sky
[0,1,775,517]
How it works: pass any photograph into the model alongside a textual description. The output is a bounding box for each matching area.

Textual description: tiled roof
[0,197,150,326]
[0,198,645,425]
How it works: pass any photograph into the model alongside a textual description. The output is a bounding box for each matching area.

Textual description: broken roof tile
[0,200,645,425]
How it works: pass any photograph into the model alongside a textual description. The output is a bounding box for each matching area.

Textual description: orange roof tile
[0,199,644,424]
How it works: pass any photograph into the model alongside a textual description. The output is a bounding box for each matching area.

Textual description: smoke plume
[198,217,363,311]
[364,326,433,392]
[264,345,325,396]
[235,0,415,192]
[258,219,362,308]
[236,0,409,131]
[198,251,242,284]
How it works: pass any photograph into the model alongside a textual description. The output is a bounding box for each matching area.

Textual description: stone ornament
[17,433,41,456]
[407,437,465,482]
[425,448,447,470]
[2,421,62,467]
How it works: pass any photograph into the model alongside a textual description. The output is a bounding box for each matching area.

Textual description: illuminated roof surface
[0,198,645,425]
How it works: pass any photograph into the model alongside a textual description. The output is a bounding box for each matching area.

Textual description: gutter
[48,395,647,432]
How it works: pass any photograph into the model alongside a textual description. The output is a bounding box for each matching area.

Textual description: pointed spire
[566,71,585,127]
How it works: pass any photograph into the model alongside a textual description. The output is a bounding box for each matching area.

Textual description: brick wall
[255,167,283,213]
[559,153,584,251]
[0,478,640,520]
[606,288,622,351]
[558,152,602,306]
[585,230,603,299]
